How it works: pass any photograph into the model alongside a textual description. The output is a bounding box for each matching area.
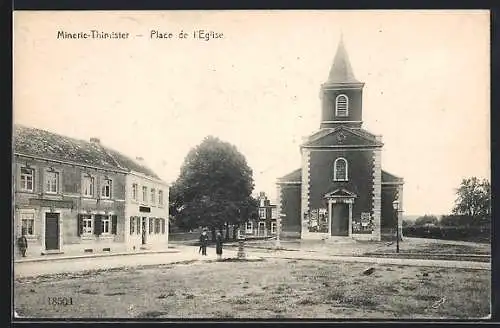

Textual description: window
[82,176,95,197]
[45,171,59,194]
[102,215,111,234]
[20,212,35,236]
[259,208,266,219]
[245,221,253,234]
[20,167,34,192]
[130,216,135,235]
[149,218,154,234]
[132,184,138,201]
[82,215,93,235]
[161,218,165,234]
[142,186,148,203]
[151,189,156,205]
[101,179,112,199]
[334,158,348,181]
[136,218,141,234]
[271,222,277,234]
[158,190,164,206]
[335,94,349,117]
[155,218,161,234]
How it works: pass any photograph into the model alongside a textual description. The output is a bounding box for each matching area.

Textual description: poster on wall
[352,212,373,234]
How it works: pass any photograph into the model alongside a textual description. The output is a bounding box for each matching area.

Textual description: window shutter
[161,219,165,234]
[112,215,118,234]
[130,217,134,235]
[94,215,102,236]
[136,217,141,234]
[77,214,82,236]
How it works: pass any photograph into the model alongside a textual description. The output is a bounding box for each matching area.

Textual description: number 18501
[47,297,73,306]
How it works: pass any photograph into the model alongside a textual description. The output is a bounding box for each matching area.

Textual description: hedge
[402,225,490,243]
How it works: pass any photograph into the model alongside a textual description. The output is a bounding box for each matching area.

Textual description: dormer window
[334,158,348,181]
[335,94,349,117]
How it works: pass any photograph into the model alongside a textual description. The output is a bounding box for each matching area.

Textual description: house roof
[13,125,161,180]
[277,168,302,183]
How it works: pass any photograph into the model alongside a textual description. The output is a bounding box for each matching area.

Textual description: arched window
[334,158,348,181]
[335,94,349,117]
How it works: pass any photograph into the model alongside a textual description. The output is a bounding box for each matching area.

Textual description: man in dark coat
[215,231,223,261]
[199,230,209,256]
[17,230,28,257]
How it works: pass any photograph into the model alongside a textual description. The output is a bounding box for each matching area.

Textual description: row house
[244,192,278,237]
[13,125,169,258]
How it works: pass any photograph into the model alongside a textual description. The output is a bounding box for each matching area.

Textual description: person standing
[199,230,209,256]
[17,230,28,257]
[215,231,223,261]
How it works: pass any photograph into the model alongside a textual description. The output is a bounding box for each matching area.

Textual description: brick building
[276,38,404,241]
[13,125,169,258]
[244,192,277,237]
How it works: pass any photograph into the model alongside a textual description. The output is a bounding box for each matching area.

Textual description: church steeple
[320,36,365,129]
[326,34,361,85]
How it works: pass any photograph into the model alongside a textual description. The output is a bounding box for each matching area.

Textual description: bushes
[402,225,490,243]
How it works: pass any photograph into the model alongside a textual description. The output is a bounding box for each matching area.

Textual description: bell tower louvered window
[335,94,349,117]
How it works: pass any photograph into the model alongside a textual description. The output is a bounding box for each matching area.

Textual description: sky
[13,10,490,216]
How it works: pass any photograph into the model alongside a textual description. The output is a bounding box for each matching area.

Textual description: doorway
[45,213,60,250]
[141,218,147,244]
[258,222,266,236]
[331,203,349,236]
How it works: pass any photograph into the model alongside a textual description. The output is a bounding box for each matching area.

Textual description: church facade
[276,38,404,242]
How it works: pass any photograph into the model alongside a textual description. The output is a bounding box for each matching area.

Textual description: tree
[402,219,414,227]
[415,215,438,226]
[452,177,491,224]
[171,136,255,240]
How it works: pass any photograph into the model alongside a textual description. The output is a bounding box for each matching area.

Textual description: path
[14,245,490,279]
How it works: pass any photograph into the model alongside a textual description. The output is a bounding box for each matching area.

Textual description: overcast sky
[13,10,489,216]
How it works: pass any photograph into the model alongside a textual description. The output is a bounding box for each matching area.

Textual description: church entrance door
[331,203,349,236]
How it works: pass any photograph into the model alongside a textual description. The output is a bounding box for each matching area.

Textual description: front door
[331,203,349,236]
[45,213,60,250]
[141,218,147,244]
[258,222,266,236]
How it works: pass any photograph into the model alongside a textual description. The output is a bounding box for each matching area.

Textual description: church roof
[325,36,362,85]
[382,170,404,184]
[277,168,302,183]
[13,124,162,180]
[302,126,383,148]
[277,168,403,185]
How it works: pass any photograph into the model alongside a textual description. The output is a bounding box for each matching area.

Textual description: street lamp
[392,198,400,253]
[276,213,286,249]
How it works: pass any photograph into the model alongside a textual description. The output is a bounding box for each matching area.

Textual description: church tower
[277,35,404,243]
[320,36,365,129]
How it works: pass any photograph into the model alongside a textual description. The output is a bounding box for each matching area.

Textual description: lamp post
[392,198,400,253]
[276,213,286,249]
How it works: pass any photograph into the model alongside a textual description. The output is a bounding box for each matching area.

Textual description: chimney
[90,137,100,144]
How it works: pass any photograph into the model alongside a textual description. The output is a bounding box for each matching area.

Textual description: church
[276,37,404,242]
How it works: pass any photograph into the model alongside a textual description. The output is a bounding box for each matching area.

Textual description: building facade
[124,169,169,251]
[276,38,404,242]
[13,125,169,258]
[244,192,277,237]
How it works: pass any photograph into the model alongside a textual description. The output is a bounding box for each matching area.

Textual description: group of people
[199,229,224,260]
